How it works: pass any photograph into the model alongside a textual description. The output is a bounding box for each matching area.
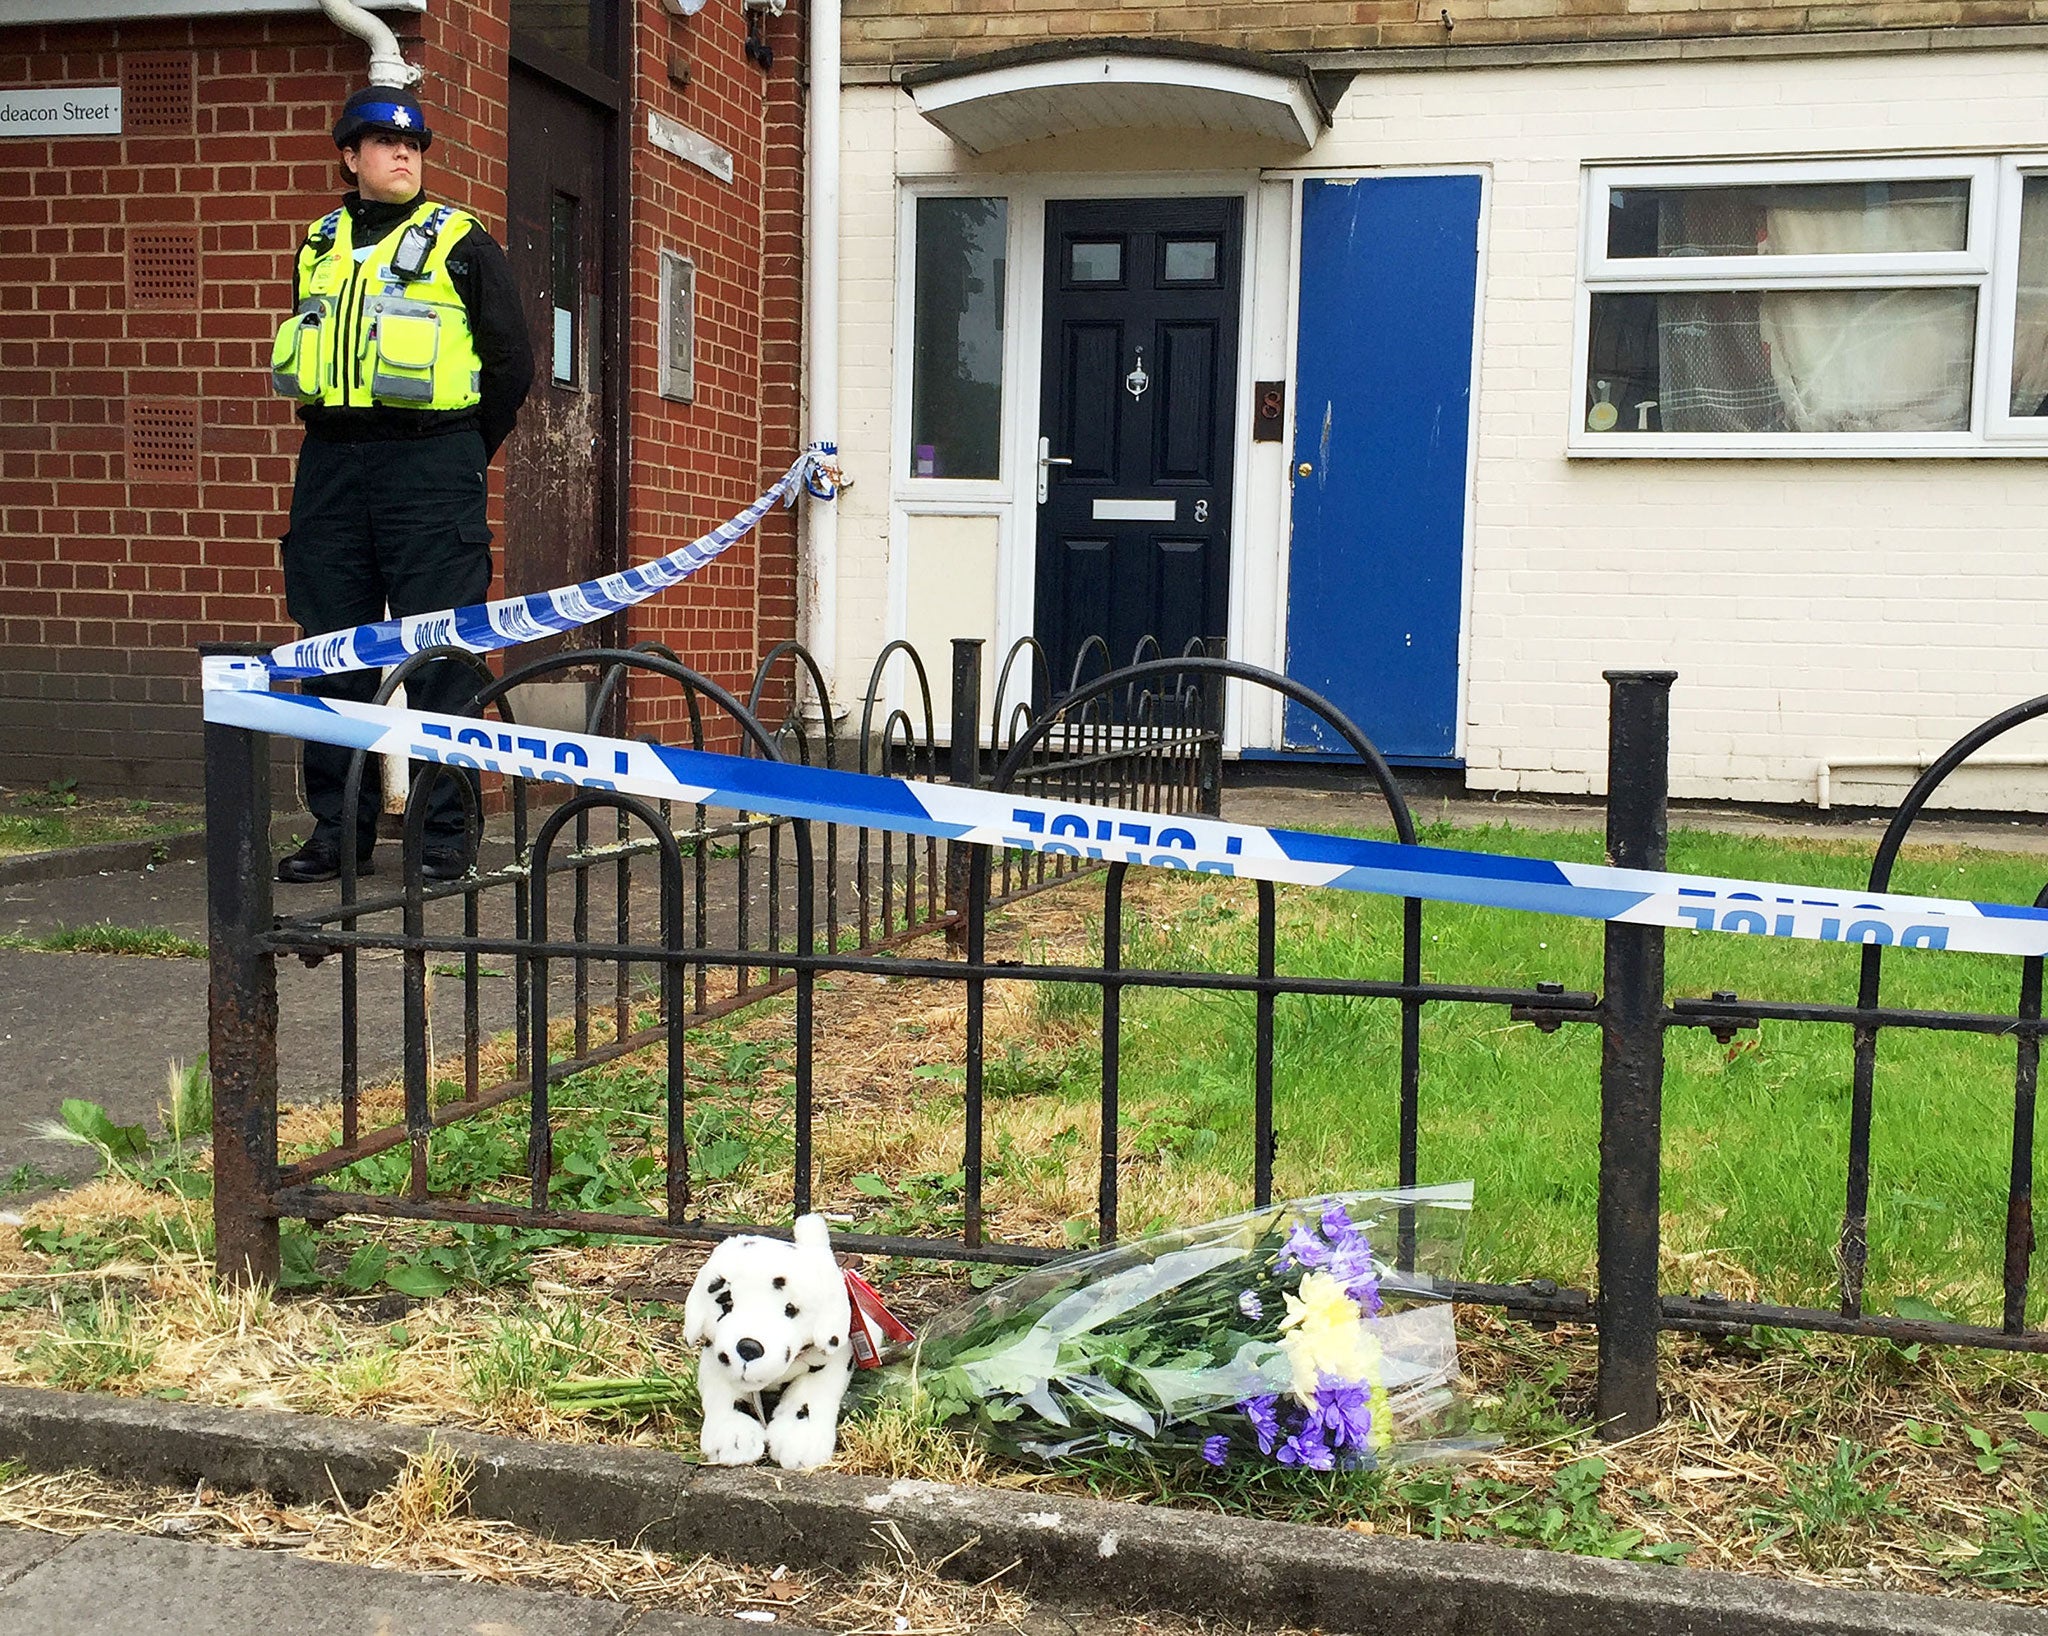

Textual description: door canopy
[904,39,1327,155]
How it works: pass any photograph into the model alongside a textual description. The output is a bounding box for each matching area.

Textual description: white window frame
[1987,158,2048,444]
[894,185,1020,500]
[1568,155,2048,459]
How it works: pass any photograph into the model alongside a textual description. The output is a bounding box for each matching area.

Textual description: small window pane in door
[909,195,1007,479]
[511,0,614,74]
[1069,240,1122,284]
[551,193,577,386]
[1161,238,1219,283]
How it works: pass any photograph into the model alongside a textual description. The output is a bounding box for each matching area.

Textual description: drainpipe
[316,0,421,87]
[803,0,841,709]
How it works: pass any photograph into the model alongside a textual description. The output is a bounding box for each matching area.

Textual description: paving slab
[0,1524,66,1587]
[0,1527,631,1636]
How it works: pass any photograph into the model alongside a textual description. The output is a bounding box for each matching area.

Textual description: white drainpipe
[803,0,841,709]
[317,0,420,86]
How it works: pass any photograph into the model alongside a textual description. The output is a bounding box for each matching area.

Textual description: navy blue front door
[1036,197,1242,697]
[1283,175,1482,760]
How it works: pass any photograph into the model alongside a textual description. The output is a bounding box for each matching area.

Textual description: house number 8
[1194,500,1210,523]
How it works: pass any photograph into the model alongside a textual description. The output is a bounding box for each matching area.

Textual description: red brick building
[0,0,806,795]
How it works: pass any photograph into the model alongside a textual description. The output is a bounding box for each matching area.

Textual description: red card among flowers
[844,1268,914,1367]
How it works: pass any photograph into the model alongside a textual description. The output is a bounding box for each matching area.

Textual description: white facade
[829,40,2048,812]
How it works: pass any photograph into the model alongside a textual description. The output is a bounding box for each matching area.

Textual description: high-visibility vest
[271,198,484,412]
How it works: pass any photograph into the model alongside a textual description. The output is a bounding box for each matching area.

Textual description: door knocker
[1124,347,1149,401]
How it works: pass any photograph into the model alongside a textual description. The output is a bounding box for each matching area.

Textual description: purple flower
[1277,1223,1330,1273]
[1200,1435,1230,1468]
[1320,1201,1355,1239]
[1328,1238,1384,1315]
[1276,1425,1335,1470]
[1237,1289,1263,1321]
[1239,1394,1281,1455]
[1310,1377,1374,1451]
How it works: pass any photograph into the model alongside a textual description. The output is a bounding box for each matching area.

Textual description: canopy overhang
[904,41,1327,155]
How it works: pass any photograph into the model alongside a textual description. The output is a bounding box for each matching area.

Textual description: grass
[0,923,206,959]
[949,821,2048,1330]
[0,819,2044,1598]
[0,782,200,860]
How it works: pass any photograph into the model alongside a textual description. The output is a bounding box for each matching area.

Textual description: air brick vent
[126,398,200,482]
[122,52,195,134]
[128,228,201,309]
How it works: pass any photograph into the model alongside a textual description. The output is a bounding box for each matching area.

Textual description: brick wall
[0,0,808,795]
[0,16,357,797]
[841,0,2048,65]
[623,0,807,751]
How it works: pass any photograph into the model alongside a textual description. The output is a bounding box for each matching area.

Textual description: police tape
[196,674,2048,959]
[260,445,839,680]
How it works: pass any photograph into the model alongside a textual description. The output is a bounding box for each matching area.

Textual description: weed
[368,1440,473,1536]
[464,1304,605,1413]
[2,1163,59,1195]
[29,1293,156,1390]
[1946,1503,2048,1591]
[0,923,204,959]
[1746,1439,1906,1566]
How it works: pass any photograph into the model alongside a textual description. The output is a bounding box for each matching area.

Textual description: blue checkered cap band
[334,86,433,149]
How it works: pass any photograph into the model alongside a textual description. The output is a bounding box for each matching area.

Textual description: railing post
[945,638,983,953]
[204,643,281,1286]
[1198,634,1226,818]
[1596,667,1675,1439]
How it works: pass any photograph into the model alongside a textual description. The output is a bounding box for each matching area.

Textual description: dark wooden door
[1034,196,1242,697]
[503,66,610,646]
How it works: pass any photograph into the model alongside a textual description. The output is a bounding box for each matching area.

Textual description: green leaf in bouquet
[1037,1246,1243,1339]
[1063,1372,1158,1436]
[1130,1338,1287,1420]
[951,1322,1061,1397]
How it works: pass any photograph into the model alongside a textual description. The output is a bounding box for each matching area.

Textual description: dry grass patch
[0,1448,1268,1636]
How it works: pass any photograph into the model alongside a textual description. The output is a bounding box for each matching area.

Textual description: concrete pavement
[0,1524,833,1636]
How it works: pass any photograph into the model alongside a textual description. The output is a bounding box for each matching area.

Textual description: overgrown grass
[0,923,205,958]
[975,822,2048,1330]
[0,782,199,859]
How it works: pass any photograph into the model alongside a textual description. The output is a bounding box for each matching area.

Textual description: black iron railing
[205,651,2048,1438]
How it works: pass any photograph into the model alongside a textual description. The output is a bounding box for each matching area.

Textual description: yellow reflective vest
[271,198,484,412]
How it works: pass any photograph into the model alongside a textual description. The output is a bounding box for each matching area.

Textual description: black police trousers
[283,428,493,856]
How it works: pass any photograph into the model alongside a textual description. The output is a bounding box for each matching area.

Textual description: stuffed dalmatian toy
[684,1213,854,1470]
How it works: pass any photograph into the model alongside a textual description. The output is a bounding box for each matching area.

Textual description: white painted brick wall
[837,50,2048,811]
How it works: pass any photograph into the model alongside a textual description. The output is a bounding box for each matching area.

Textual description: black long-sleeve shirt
[293,191,536,459]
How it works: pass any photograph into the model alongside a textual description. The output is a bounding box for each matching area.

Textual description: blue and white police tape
[197,674,2048,959]
[260,445,839,681]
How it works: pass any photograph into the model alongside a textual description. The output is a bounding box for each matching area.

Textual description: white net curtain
[1656,184,1975,434]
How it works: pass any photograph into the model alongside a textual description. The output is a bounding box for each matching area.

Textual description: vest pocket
[270,307,325,401]
[368,299,443,404]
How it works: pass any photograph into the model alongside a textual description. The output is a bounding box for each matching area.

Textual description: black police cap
[332,85,433,150]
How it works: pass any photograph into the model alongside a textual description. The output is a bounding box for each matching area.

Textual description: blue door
[1283,175,1482,760]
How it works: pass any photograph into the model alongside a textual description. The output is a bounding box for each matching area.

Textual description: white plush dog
[684,1213,854,1470]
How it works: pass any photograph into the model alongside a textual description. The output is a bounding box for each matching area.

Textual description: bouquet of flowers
[896,1184,1477,1469]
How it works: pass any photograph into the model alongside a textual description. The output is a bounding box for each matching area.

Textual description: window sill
[1565,438,2048,460]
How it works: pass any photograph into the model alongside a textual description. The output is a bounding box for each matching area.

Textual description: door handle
[1037,435,1073,504]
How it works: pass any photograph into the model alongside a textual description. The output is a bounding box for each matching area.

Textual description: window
[1068,239,1122,285]
[909,197,1008,481]
[550,193,578,387]
[1575,158,2048,455]
[1161,238,1219,284]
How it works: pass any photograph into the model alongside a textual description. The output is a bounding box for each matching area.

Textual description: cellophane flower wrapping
[896,1183,1480,1468]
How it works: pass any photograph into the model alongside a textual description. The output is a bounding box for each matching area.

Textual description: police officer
[271,85,534,883]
